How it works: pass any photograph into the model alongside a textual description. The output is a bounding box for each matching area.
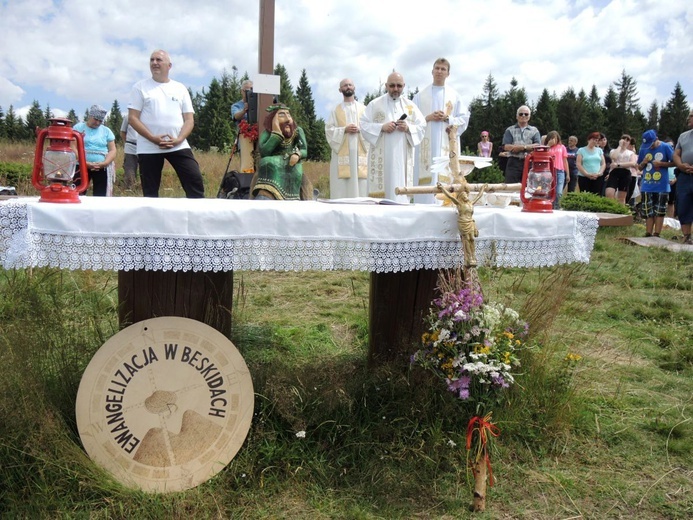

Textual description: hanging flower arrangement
[238,120,259,142]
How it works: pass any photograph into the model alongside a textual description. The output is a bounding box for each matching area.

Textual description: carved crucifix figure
[438,125,487,269]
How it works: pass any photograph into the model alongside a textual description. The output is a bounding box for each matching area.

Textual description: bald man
[128,49,205,198]
[325,78,368,198]
[359,72,426,203]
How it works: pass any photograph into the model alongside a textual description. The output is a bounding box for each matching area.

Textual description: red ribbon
[466,414,501,486]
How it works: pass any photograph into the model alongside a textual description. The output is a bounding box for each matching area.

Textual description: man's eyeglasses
[388,83,404,88]
[518,113,529,117]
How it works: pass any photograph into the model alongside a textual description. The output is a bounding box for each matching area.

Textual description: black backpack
[216,170,252,200]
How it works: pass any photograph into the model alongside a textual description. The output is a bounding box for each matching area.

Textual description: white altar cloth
[0,197,598,273]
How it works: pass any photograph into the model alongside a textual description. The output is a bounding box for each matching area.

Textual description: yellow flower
[565,353,582,362]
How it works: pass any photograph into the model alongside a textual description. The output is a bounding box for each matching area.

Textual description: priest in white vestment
[325,78,368,198]
[360,72,426,204]
[413,58,470,204]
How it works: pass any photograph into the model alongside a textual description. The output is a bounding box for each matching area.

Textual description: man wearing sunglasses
[360,71,426,203]
[502,106,541,184]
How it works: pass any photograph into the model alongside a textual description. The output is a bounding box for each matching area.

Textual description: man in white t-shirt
[127,49,205,198]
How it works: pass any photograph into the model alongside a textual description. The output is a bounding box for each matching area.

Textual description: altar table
[0,197,598,361]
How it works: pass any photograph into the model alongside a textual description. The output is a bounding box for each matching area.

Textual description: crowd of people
[69,49,693,244]
[488,101,691,243]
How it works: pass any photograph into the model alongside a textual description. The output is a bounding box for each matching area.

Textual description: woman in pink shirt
[477,131,492,157]
[546,131,569,208]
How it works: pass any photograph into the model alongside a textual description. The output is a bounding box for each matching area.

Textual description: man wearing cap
[502,106,541,184]
[637,129,674,238]
[127,49,205,198]
[73,105,116,196]
[412,58,469,204]
[673,110,693,245]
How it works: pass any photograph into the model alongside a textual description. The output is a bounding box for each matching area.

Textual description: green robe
[253,128,308,200]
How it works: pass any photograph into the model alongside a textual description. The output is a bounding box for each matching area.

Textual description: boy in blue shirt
[637,130,675,237]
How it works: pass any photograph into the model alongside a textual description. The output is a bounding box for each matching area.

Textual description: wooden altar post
[118,271,234,337]
[368,269,440,365]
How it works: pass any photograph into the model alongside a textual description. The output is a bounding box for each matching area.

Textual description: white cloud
[0,0,691,125]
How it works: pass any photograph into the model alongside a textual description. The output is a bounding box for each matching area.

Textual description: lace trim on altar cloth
[1,201,598,273]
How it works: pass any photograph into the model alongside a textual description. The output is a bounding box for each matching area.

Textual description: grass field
[0,143,691,518]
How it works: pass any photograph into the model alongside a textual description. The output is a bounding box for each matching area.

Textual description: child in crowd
[546,131,569,208]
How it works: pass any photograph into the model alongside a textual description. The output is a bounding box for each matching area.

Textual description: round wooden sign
[76,317,254,492]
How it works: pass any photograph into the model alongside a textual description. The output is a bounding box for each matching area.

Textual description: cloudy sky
[1,0,691,124]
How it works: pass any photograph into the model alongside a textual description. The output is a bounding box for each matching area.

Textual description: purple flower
[492,374,509,388]
[446,375,472,399]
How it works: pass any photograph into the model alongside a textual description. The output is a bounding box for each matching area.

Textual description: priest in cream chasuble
[413,58,470,204]
[325,79,369,199]
[360,72,426,204]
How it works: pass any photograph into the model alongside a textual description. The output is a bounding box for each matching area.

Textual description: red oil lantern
[520,146,556,213]
[32,118,89,203]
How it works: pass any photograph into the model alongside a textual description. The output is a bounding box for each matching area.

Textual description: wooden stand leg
[118,270,234,337]
[368,269,439,365]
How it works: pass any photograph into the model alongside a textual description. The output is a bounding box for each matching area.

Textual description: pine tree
[500,78,529,129]
[585,85,605,135]
[613,70,640,138]
[533,89,559,137]
[24,100,46,140]
[295,69,329,161]
[194,77,235,152]
[646,101,659,131]
[602,86,621,144]
[0,105,5,139]
[659,82,689,142]
[67,109,79,124]
[4,105,23,141]
[274,63,301,116]
[556,87,585,143]
[463,74,503,155]
[106,100,123,142]
[43,104,53,122]
[187,88,205,150]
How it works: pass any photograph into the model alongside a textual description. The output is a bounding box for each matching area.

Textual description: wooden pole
[258,0,275,115]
